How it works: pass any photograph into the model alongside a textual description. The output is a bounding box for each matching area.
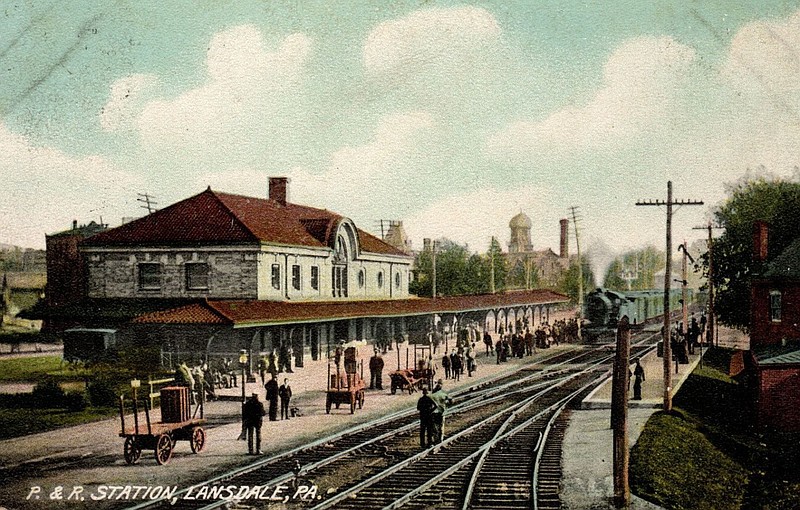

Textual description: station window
[395,272,401,289]
[377,271,384,289]
[185,262,209,290]
[138,263,162,291]
[310,266,319,290]
[292,265,301,290]
[770,290,782,322]
[358,269,365,288]
[271,264,281,290]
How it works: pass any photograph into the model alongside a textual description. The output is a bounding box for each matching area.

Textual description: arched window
[377,271,384,289]
[358,269,365,288]
[395,272,401,289]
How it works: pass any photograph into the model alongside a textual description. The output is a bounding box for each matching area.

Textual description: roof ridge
[204,189,261,243]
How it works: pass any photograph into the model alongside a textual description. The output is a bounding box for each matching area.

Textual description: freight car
[583,287,692,341]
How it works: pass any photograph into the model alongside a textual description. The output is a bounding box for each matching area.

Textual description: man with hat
[369,349,384,390]
[242,392,266,455]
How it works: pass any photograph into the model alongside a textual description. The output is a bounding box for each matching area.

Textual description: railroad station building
[42,178,569,372]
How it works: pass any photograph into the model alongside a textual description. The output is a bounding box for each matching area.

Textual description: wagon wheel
[154,434,174,465]
[123,436,141,465]
[325,395,331,414]
[190,427,206,454]
[391,383,397,395]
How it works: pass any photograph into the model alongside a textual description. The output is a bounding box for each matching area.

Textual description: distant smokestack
[560,218,569,258]
[753,220,769,262]
[269,177,289,206]
[72,220,78,230]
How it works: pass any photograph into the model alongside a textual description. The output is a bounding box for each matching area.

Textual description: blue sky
[2,1,800,275]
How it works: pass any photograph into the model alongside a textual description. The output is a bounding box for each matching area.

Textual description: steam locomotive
[583,287,692,341]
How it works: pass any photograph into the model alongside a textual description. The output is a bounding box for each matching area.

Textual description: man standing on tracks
[242,392,266,455]
[430,384,453,444]
[632,359,645,400]
[265,374,279,421]
[369,349,384,390]
[417,388,437,448]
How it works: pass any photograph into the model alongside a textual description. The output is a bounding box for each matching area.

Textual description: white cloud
[0,122,144,249]
[135,26,312,151]
[100,74,159,132]
[403,184,555,254]
[487,37,697,159]
[364,6,502,77]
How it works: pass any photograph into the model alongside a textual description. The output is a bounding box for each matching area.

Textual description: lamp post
[238,350,248,441]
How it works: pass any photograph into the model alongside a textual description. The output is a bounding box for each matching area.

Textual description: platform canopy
[132,289,568,328]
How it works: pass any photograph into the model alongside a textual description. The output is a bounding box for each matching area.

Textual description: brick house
[746,224,800,431]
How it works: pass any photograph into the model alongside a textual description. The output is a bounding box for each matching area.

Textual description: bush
[64,391,88,412]
[87,378,119,408]
[32,379,65,407]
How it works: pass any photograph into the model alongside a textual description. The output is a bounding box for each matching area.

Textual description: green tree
[486,237,507,293]
[558,258,596,304]
[603,246,665,290]
[409,239,496,297]
[702,176,800,330]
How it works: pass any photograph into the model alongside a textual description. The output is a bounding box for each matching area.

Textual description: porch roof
[132,289,569,328]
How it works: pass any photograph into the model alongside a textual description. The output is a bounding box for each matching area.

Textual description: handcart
[118,386,206,465]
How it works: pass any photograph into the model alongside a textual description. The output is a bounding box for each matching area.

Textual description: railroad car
[583,287,692,341]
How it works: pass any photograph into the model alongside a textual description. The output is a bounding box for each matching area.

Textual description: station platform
[0,320,577,509]
[561,326,746,509]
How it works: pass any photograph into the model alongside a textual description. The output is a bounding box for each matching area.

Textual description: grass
[0,355,68,382]
[630,347,800,509]
[0,407,118,440]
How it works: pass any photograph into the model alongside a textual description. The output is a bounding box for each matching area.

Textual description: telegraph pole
[693,223,723,348]
[569,207,584,340]
[636,181,703,412]
[489,237,496,294]
[137,193,158,214]
[432,240,438,299]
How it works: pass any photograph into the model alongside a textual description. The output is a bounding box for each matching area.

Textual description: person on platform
[369,349,384,390]
[175,362,196,404]
[441,353,451,380]
[483,331,493,356]
[279,378,293,420]
[632,359,645,400]
[430,384,453,444]
[264,374,279,421]
[416,388,437,448]
[242,393,266,455]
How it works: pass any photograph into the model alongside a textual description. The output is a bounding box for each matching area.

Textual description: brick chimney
[753,220,769,262]
[559,218,569,258]
[269,177,289,206]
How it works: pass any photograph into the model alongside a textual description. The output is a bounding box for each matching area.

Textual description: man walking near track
[417,388,437,448]
[242,392,266,455]
[430,384,453,444]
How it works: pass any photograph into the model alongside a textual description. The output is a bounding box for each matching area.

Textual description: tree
[603,246,665,290]
[486,237,507,292]
[558,258,596,304]
[701,177,800,330]
[409,239,495,297]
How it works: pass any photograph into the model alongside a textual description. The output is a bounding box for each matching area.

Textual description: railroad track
[128,336,657,510]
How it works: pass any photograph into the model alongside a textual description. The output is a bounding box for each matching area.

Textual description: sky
[2,1,800,277]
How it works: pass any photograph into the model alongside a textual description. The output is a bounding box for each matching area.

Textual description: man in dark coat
[369,350,384,390]
[416,388,437,448]
[279,378,293,420]
[441,354,451,379]
[264,374,279,421]
[242,393,266,455]
[632,359,646,400]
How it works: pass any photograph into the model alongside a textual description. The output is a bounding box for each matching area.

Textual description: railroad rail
[128,332,659,510]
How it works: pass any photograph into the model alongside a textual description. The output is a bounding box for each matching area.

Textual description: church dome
[509,212,532,229]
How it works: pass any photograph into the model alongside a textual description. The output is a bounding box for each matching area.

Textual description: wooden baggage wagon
[326,345,365,414]
[118,386,206,465]
[389,369,422,394]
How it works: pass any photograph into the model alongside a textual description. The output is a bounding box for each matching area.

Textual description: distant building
[1,272,46,328]
[744,223,800,431]
[505,214,572,288]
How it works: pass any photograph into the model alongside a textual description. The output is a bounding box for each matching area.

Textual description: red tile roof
[83,188,407,256]
[132,289,569,327]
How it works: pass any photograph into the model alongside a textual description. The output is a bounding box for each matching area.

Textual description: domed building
[506,215,572,289]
